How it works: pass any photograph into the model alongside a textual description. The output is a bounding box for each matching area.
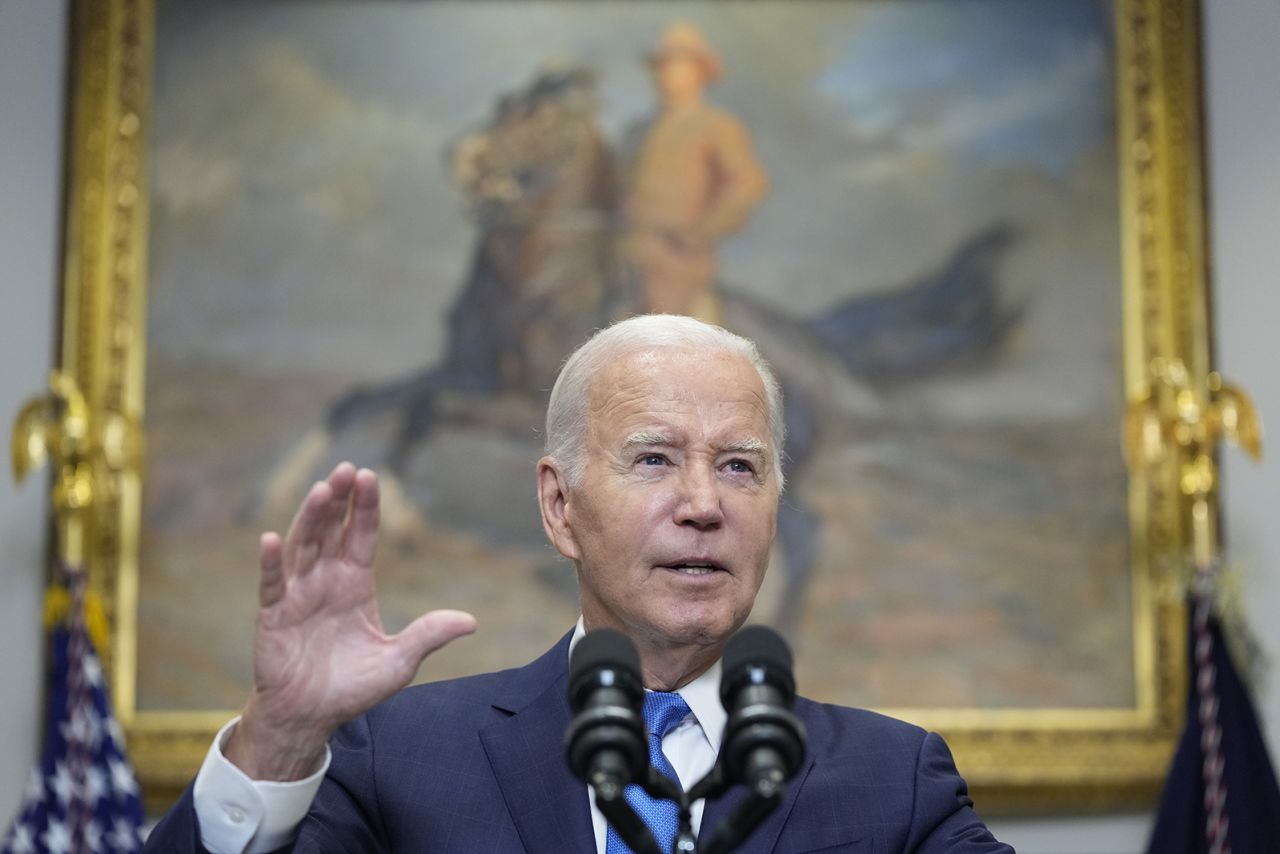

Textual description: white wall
[0,2,1276,851]
[0,0,67,824]
[1203,0,1280,771]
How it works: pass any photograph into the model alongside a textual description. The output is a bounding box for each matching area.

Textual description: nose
[673,464,724,530]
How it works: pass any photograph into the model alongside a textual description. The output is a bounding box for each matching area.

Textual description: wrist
[224,699,332,782]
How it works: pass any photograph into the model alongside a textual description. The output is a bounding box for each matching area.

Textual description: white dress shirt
[191,620,727,854]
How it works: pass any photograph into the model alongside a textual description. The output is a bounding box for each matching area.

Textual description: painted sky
[148,0,1119,420]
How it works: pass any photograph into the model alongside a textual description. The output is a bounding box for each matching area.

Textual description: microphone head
[569,628,643,711]
[719,625,806,788]
[720,625,795,708]
[565,629,647,785]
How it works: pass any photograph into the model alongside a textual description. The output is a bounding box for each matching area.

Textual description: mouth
[659,559,727,577]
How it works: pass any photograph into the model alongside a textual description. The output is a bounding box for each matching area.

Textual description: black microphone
[718,626,806,798]
[565,629,648,800]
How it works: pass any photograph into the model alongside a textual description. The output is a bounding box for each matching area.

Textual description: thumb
[393,609,478,670]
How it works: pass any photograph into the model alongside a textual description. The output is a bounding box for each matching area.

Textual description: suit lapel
[480,633,595,853]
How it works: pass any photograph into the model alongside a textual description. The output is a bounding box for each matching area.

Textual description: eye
[639,453,668,467]
[724,458,755,474]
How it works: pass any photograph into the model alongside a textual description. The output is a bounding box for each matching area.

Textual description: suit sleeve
[142,785,217,854]
[903,732,1014,853]
[287,713,390,851]
[143,783,322,854]
[142,715,388,853]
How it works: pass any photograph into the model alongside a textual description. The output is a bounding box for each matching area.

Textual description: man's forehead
[588,353,762,416]
[587,346,764,398]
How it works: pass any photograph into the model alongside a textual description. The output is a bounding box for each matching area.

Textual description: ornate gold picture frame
[56,0,1212,813]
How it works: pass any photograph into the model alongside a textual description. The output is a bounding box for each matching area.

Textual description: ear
[537,456,581,562]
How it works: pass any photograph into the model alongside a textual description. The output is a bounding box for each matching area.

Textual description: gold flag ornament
[1123,358,1263,571]
[12,370,143,567]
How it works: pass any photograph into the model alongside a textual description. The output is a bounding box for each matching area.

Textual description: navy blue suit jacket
[147,633,1011,852]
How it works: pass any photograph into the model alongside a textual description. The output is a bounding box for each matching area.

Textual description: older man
[145,315,1009,853]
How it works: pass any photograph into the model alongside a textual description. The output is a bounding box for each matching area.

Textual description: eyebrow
[621,432,768,457]
[720,438,768,457]
[622,430,677,450]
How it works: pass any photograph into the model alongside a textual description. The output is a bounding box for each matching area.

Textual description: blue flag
[1146,594,1280,854]
[2,568,144,854]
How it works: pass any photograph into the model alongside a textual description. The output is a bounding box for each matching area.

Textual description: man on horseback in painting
[621,23,768,326]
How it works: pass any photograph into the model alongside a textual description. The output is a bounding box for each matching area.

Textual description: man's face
[549,346,779,653]
[654,54,707,103]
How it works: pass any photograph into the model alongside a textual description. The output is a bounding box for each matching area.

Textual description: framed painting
[58,0,1212,812]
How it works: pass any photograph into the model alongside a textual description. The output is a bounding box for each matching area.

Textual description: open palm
[227,463,476,780]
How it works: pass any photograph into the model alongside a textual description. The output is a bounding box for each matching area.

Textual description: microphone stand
[686,757,786,854]
[591,762,688,854]
[601,755,789,854]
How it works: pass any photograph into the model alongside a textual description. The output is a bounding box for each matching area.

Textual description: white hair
[544,314,786,490]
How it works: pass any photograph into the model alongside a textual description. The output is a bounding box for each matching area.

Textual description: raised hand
[225,463,477,780]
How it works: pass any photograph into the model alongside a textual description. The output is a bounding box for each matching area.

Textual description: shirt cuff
[192,716,330,854]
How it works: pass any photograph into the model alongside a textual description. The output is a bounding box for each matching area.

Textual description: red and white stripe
[1193,576,1231,854]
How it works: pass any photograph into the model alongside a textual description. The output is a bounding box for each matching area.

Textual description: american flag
[1146,581,1280,854]
[2,565,144,854]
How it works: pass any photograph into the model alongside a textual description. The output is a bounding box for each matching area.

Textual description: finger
[393,610,478,673]
[283,480,333,578]
[344,468,380,567]
[318,462,357,557]
[258,532,285,608]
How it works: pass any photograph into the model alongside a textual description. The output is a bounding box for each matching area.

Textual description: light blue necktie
[604,691,692,854]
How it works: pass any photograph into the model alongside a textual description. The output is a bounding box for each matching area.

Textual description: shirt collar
[569,617,727,754]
